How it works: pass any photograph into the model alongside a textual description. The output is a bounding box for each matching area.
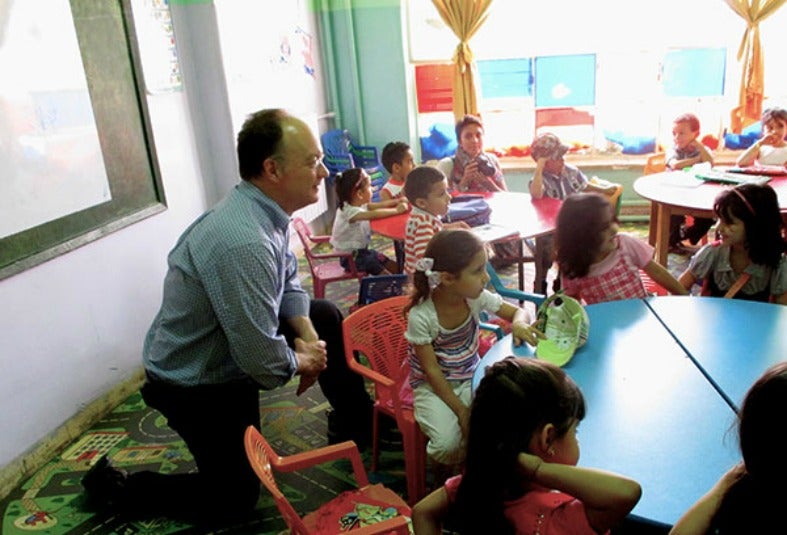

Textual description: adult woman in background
[437,114,518,266]
[438,114,507,193]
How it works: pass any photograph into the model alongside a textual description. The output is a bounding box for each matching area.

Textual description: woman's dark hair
[713,184,785,267]
[237,108,288,180]
[405,229,484,316]
[451,357,586,534]
[455,114,484,142]
[403,166,446,205]
[710,362,787,531]
[334,168,365,207]
[555,193,615,279]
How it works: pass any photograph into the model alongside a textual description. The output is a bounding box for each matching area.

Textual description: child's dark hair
[455,114,484,141]
[674,112,700,133]
[405,229,484,315]
[334,168,365,207]
[403,166,446,205]
[381,141,410,173]
[452,357,586,534]
[761,107,787,128]
[711,362,787,530]
[713,184,785,267]
[738,361,787,482]
[556,193,615,279]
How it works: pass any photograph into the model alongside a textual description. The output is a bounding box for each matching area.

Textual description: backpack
[534,291,590,367]
[444,195,492,227]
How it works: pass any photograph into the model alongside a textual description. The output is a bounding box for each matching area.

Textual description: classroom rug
[0,378,408,535]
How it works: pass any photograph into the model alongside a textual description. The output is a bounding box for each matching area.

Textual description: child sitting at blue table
[330,168,408,275]
[411,357,641,535]
[735,107,787,167]
[556,193,687,304]
[666,113,715,251]
[380,141,415,201]
[404,230,543,467]
[669,361,787,534]
[678,183,787,304]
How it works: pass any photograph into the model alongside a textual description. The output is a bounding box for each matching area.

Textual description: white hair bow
[415,257,441,289]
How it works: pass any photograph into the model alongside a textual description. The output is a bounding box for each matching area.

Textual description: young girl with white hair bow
[403,229,544,469]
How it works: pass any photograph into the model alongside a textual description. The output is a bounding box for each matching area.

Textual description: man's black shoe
[81,455,128,510]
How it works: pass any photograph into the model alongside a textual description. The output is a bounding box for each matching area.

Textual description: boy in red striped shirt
[403,166,469,276]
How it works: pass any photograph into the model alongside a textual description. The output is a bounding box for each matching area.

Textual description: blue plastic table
[645,296,787,410]
[473,298,744,527]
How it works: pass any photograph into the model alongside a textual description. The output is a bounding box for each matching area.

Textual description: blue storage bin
[723,121,761,150]
[604,131,657,155]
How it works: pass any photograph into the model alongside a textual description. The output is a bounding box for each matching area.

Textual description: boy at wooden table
[528,133,618,294]
[666,113,715,252]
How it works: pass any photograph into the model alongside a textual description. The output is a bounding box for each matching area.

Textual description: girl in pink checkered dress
[555,194,687,304]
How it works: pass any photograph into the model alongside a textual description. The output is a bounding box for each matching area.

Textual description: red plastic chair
[640,269,669,296]
[243,426,410,534]
[292,217,366,299]
[342,296,428,505]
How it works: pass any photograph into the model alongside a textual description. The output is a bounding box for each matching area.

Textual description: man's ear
[262,157,280,181]
[414,197,429,211]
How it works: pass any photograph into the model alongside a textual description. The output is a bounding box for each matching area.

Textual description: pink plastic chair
[292,217,366,299]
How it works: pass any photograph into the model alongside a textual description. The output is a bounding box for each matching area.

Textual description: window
[408,0,787,156]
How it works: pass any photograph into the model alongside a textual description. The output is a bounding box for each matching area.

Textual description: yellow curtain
[724,0,787,132]
[432,0,493,121]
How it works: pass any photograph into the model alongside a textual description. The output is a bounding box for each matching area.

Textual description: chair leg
[313,280,325,299]
[371,408,380,472]
[402,424,428,505]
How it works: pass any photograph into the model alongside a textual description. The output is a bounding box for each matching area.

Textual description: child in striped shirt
[404,229,543,466]
[402,166,468,276]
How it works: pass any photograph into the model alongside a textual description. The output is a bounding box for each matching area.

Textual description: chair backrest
[292,217,322,260]
[343,295,411,408]
[292,216,314,244]
[244,426,308,533]
[486,262,546,307]
[292,217,316,263]
[609,183,624,217]
[321,128,353,158]
[357,274,409,306]
[640,269,669,296]
[644,152,666,175]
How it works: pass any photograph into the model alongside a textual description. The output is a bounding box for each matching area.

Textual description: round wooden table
[633,171,787,265]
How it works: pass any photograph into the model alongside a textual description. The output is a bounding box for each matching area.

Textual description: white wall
[0,92,207,469]
[0,0,335,472]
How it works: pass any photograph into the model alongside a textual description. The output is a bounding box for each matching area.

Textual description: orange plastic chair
[644,152,666,175]
[589,177,624,216]
[243,426,411,534]
[292,217,366,299]
[342,295,428,505]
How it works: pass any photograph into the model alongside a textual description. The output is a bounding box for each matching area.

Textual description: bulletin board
[0,0,164,280]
